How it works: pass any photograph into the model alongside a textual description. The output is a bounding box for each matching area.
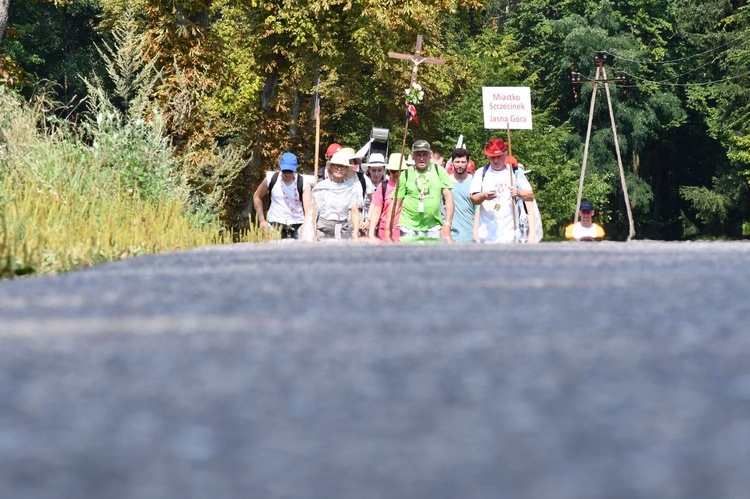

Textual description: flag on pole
[407,104,419,125]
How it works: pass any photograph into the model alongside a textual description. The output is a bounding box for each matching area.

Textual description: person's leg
[279,224,295,239]
[339,221,353,239]
[316,218,336,240]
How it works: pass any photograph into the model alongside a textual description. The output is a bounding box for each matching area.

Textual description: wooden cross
[388,35,445,86]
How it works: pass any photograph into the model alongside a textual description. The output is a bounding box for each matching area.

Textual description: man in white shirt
[252,152,312,239]
[470,138,534,243]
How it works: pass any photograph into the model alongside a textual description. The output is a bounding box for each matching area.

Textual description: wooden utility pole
[387,35,445,235]
[571,52,635,241]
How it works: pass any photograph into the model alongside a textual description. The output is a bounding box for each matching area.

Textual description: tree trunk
[1,0,11,46]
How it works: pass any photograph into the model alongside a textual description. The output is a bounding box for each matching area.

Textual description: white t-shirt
[312,178,363,221]
[470,166,532,243]
[266,171,306,225]
[568,222,605,240]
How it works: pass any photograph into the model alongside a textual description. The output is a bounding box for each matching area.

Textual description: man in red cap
[470,138,535,243]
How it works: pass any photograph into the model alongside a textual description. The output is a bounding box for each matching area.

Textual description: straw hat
[327,148,358,167]
[386,153,410,171]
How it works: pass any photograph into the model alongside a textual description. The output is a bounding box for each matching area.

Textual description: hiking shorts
[317,218,354,240]
[399,225,443,242]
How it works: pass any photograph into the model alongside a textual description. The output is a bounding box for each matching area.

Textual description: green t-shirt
[396,163,453,231]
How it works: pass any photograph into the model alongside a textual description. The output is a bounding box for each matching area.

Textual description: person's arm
[384,198,403,242]
[368,205,382,242]
[514,188,534,202]
[359,210,371,234]
[350,204,360,241]
[252,178,269,229]
[441,188,454,242]
[302,181,312,218]
[473,208,480,243]
[471,190,496,205]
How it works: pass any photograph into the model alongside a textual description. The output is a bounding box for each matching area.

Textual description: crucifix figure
[388,35,445,87]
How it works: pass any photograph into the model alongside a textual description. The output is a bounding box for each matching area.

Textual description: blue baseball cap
[279,152,298,172]
[580,200,594,212]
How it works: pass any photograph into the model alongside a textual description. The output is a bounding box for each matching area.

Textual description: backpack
[268,172,304,201]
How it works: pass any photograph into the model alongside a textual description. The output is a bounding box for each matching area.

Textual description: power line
[617,70,750,87]
[602,32,750,65]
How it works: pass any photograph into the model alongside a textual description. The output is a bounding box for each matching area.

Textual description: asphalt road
[1,241,750,499]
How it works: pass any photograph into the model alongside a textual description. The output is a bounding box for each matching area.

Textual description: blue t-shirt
[451,176,476,242]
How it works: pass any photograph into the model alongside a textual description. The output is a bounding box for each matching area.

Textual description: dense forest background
[2,0,749,240]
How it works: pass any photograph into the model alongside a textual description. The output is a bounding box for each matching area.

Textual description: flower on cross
[405,82,424,105]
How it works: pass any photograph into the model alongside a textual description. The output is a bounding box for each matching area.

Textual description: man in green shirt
[384,139,454,243]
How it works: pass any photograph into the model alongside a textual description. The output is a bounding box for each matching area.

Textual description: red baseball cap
[325,143,342,158]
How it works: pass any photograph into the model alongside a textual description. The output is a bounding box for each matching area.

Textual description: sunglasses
[330,164,348,170]
[581,210,592,214]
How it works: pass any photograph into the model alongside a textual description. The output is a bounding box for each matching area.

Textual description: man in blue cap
[252,152,312,239]
[565,200,605,241]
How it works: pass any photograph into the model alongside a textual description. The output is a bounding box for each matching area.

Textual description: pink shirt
[372,179,402,242]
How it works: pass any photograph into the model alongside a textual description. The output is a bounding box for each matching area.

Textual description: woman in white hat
[360,153,386,236]
[311,149,362,240]
[368,153,409,243]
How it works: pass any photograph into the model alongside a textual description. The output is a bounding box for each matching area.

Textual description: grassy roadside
[0,87,268,278]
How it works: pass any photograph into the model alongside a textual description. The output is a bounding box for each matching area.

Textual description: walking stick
[310,75,321,241]
[507,123,517,233]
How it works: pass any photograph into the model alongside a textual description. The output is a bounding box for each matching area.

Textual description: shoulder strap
[381,179,388,204]
[482,165,489,180]
[268,172,280,195]
[269,172,303,200]
[357,171,367,200]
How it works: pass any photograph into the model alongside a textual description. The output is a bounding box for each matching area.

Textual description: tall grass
[0,85,266,278]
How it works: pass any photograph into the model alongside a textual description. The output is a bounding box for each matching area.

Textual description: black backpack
[268,172,304,200]
[356,170,367,202]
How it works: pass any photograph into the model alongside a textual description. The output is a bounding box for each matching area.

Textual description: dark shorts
[269,222,302,239]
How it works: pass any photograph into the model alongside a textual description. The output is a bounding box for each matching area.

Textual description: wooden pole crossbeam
[388,35,445,87]
[386,35,445,237]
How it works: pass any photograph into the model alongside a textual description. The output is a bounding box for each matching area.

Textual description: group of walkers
[253,137,604,243]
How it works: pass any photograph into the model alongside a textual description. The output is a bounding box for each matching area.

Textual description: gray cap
[411,139,431,153]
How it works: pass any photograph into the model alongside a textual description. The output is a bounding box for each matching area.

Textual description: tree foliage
[3,0,750,238]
